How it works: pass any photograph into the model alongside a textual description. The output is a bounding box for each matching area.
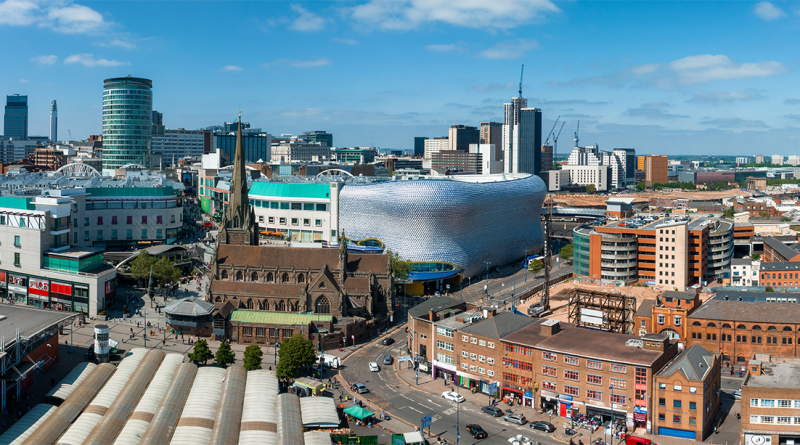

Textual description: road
[340,328,562,445]
[457,264,573,307]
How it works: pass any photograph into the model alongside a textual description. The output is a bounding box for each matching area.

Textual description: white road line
[427,399,442,407]
[408,406,423,413]
[377,372,384,381]
[419,403,433,410]
[386,385,397,392]
[400,394,413,401]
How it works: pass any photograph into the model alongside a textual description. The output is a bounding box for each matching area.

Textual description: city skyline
[1,0,799,154]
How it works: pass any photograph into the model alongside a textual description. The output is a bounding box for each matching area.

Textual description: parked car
[441,391,465,403]
[352,383,369,394]
[503,413,527,425]
[466,424,488,439]
[508,435,532,445]
[368,362,380,372]
[382,337,395,345]
[383,355,393,365]
[733,390,742,400]
[481,406,503,417]
[530,421,555,433]
[626,436,653,445]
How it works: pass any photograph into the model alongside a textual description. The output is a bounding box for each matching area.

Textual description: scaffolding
[566,288,636,334]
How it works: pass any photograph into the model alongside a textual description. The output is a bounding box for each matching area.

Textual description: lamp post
[524,249,529,284]
[275,341,279,365]
[143,311,148,349]
[483,261,492,300]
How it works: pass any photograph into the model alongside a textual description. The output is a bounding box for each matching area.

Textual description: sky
[1,0,800,156]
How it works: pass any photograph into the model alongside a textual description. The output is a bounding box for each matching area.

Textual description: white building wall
[772,154,785,165]
[151,130,206,166]
[250,184,338,243]
[563,165,609,191]
[423,138,449,160]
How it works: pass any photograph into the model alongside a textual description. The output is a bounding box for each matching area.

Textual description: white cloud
[64,53,129,67]
[289,4,328,32]
[0,0,108,33]
[351,0,559,30]
[104,39,136,50]
[631,63,660,76]
[753,2,786,20]
[478,39,538,59]
[333,37,358,45]
[700,117,769,128]
[687,89,764,103]
[266,58,331,68]
[669,54,787,84]
[19,79,28,83]
[221,65,243,71]
[425,44,457,52]
[31,54,57,64]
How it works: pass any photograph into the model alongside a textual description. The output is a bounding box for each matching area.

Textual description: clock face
[752,436,766,445]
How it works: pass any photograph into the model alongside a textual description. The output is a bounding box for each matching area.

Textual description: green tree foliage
[129,251,182,285]
[723,207,736,218]
[388,249,413,282]
[528,259,544,274]
[130,251,156,281]
[559,244,573,260]
[243,344,264,371]
[750,253,761,261]
[636,181,646,192]
[276,334,317,380]
[188,339,213,365]
[585,184,596,194]
[215,341,236,367]
[765,286,774,293]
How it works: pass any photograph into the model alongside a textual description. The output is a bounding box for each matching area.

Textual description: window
[13,235,20,247]
[156,229,162,238]
[563,385,578,396]
[126,229,132,239]
[674,315,682,326]
[14,252,20,266]
[84,217,89,226]
[171,215,175,223]
[641,320,646,328]
[268,217,275,224]
[479,356,485,362]
[462,362,468,369]
[542,381,557,392]
[256,328,267,337]
[586,390,601,401]
[760,399,775,407]
[471,337,477,344]
[565,356,579,366]
[587,374,602,385]
[487,370,495,377]
[658,398,666,406]
[420,333,427,340]
[673,415,681,423]
[111,229,117,240]
[689,417,696,426]
[564,370,579,381]
[141,229,147,239]
[315,219,322,227]
[488,342,495,349]
[611,363,627,374]
[610,378,626,390]
[542,366,557,377]
[127,216,133,224]
[462,335,469,342]
[657,314,665,325]
[479,368,485,374]
[280,218,286,225]
[436,326,454,338]
[779,400,792,408]
[611,394,626,405]
[291,218,299,226]
[436,340,453,352]
[461,351,468,358]
[112,216,117,224]
[673,400,682,408]
[587,360,602,370]
[542,352,557,362]
[470,353,477,360]
[673,385,682,392]
[142,216,147,224]
[689,401,697,410]
[242,327,253,336]
[658,414,666,421]
[479,340,486,346]
[97,230,103,240]
[436,353,454,365]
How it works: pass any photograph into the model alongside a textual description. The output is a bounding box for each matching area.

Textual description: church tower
[217,114,258,246]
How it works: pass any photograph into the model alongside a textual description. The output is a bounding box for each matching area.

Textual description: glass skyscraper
[102,76,152,174]
[4,95,28,140]
[214,134,271,164]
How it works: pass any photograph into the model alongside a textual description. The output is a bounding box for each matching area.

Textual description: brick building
[645,155,668,187]
[759,262,800,289]
[407,297,468,364]
[687,298,800,365]
[653,345,721,440]
[746,176,767,192]
[740,362,800,445]
[763,237,800,262]
[733,200,779,218]
[635,290,701,340]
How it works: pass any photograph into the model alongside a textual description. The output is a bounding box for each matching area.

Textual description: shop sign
[51,282,73,296]
[9,275,26,286]
[29,278,50,296]
[633,406,647,414]
[540,390,557,399]
[0,271,5,288]
[634,412,647,422]
[559,393,573,402]
[524,391,533,399]
[419,363,429,372]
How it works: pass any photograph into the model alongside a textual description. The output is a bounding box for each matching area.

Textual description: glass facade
[102,77,153,173]
[339,174,546,277]
[43,252,104,273]
[4,94,28,140]
[214,134,269,164]
[573,228,592,277]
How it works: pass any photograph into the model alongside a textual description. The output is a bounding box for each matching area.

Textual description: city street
[457,263,573,308]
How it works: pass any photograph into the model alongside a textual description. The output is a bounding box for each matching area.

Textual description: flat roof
[689,299,800,323]
[408,297,462,319]
[249,182,331,200]
[533,323,669,366]
[745,362,800,388]
[44,247,103,259]
[230,310,332,325]
[0,304,77,348]
[761,262,800,271]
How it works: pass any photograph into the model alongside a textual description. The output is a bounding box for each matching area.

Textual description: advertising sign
[0,271,6,288]
[421,414,432,429]
[28,278,50,296]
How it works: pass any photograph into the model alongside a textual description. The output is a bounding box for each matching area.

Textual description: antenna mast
[518,65,524,97]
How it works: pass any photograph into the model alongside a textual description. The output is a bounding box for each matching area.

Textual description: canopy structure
[403,431,426,444]
[343,405,374,420]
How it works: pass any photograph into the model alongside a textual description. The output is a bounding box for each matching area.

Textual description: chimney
[540,319,561,336]
[428,309,436,322]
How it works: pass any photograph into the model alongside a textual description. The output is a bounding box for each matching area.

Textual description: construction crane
[544,116,561,146]
[573,120,580,147]
[552,121,566,167]
[518,64,524,97]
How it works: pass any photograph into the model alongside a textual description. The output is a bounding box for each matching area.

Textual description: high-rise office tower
[4,94,28,140]
[447,125,479,152]
[303,130,333,147]
[50,100,57,143]
[414,137,426,157]
[152,110,163,126]
[102,76,153,174]
[503,97,542,175]
[480,122,502,161]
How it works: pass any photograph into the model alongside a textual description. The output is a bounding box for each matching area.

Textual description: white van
[318,354,340,369]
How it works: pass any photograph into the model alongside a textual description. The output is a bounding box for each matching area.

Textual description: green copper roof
[86,186,176,197]
[0,196,35,210]
[230,310,332,325]
[249,182,330,199]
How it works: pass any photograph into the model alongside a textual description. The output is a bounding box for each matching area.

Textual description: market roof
[163,296,215,317]
[408,296,463,319]
[0,304,77,349]
[299,397,339,427]
[249,182,331,200]
[656,345,715,381]
[689,299,800,323]
[229,310,332,325]
[460,312,537,339]
[141,245,187,256]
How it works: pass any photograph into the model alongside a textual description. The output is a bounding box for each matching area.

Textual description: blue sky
[2,0,800,155]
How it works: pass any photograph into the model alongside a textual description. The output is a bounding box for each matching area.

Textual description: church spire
[217,112,258,246]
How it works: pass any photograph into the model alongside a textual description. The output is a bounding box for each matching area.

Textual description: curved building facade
[102,76,153,175]
[339,173,546,278]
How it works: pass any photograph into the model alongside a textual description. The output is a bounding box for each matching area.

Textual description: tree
[130,251,157,282]
[388,249,413,282]
[585,184,596,194]
[276,334,317,380]
[636,181,646,192]
[153,257,181,285]
[243,344,264,371]
[215,341,236,367]
[129,251,182,285]
[723,207,736,219]
[188,339,213,365]
[528,259,544,274]
[559,244,573,261]
[765,286,775,293]
[750,253,761,261]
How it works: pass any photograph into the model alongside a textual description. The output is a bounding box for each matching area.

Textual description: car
[382,337,395,345]
[383,355,393,365]
[441,391,465,403]
[368,362,380,372]
[466,424,488,439]
[352,383,369,394]
[481,406,503,417]
[508,435,532,445]
[503,413,527,425]
[530,421,555,433]
[733,390,742,400]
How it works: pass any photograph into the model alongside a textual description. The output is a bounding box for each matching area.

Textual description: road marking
[377,372,384,381]
[427,399,442,407]
[419,403,433,410]
[386,385,397,392]
[408,406,422,413]
[400,394,413,401]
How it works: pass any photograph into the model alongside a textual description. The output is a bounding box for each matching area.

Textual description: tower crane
[518,65,524,97]
[574,120,580,147]
[552,121,566,167]
[544,116,561,146]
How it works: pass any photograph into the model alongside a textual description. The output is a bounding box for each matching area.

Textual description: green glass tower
[102,76,152,174]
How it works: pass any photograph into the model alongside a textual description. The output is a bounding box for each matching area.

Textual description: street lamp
[275,341,279,365]
[483,261,492,300]
[143,311,148,349]
[524,250,529,284]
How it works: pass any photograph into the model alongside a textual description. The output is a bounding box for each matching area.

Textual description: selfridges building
[339,173,546,278]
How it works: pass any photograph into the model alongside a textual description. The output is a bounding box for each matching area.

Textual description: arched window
[246,299,254,309]
[278,300,286,311]
[239,300,246,309]
[707,323,716,328]
[737,324,746,330]
[768,326,777,331]
[692,321,702,326]
[266,272,274,282]
[319,282,327,289]
[752,325,762,330]
[282,273,289,283]
[315,296,330,314]
[783,326,792,331]
[259,300,266,310]
[251,272,258,282]
[298,274,305,284]
[236,271,243,281]
[221,270,228,279]
[722,324,732,329]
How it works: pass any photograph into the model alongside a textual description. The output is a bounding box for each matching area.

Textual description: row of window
[750,399,800,408]
[436,326,454,338]
[696,333,796,345]
[463,351,494,364]
[504,343,534,356]
[436,340,453,352]
[657,414,696,425]
[462,335,495,349]
[86,215,174,225]
[436,353,454,365]
[80,228,165,241]
[240,327,293,337]
[249,200,328,212]
[657,383,698,393]
[691,322,795,331]
[461,362,494,377]
[658,399,698,410]
[749,415,800,425]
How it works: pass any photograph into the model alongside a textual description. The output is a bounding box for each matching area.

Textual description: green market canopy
[343,405,374,420]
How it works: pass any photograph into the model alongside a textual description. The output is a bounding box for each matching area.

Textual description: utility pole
[542,195,553,313]
[483,261,492,301]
